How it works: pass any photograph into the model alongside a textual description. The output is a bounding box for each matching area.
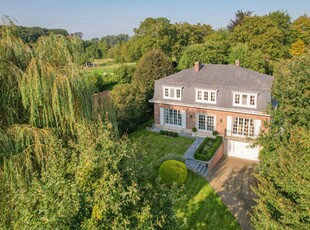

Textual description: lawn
[130,127,240,230]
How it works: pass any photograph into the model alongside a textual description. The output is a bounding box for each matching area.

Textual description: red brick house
[150,62,275,161]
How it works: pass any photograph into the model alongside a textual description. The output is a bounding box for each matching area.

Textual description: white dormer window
[195,89,217,104]
[233,92,257,108]
[163,86,182,100]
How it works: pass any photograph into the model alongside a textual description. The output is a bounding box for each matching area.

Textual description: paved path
[183,137,209,177]
[206,156,258,230]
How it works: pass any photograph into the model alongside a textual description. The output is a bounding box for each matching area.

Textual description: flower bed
[194,136,222,161]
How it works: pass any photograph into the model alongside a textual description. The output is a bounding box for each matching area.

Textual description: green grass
[83,61,136,91]
[129,127,193,164]
[129,126,240,230]
[179,171,240,230]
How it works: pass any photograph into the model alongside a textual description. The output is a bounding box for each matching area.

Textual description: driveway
[206,156,257,230]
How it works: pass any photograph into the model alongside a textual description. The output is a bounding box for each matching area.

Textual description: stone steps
[185,159,208,178]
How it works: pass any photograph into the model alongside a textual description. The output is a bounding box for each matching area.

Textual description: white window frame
[232,117,255,137]
[164,108,183,127]
[197,114,216,132]
[195,89,217,104]
[233,92,257,108]
[163,86,182,100]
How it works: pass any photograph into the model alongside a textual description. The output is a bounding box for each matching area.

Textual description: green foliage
[179,30,230,69]
[158,154,186,164]
[110,83,147,133]
[272,54,310,128]
[232,15,286,72]
[160,130,178,137]
[289,38,306,56]
[292,14,310,45]
[212,130,218,136]
[0,23,186,229]
[252,54,310,229]
[228,43,266,73]
[132,49,174,93]
[112,50,173,133]
[115,64,135,83]
[227,10,253,32]
[194,136,222,161]
[159,160,187,185]
[192,127,197,132]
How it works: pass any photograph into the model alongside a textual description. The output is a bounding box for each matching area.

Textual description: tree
[252,54,310,229]
[0,22,185,229]
[228,43,266,73]
[289,38,306,56]
[268,11,293,46]
[227,10,253,32]
[178,30,231,70]
[132,49,174,94]
[232,15,285,73]
[292,14,310,45]
[132,17,177,56]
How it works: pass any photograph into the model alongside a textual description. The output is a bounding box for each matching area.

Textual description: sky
[1,0,310,39]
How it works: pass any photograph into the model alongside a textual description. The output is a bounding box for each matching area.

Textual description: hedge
[159,160,187,185]
[159,130,178,137]
[194,136,222,161]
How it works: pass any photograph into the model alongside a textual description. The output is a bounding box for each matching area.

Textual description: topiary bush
[159,130,164,135]
[159,160,187,185]
[158,154,185,164]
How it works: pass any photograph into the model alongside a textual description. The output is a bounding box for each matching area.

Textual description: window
[233,92,257,108]
[165,109,182,126]
[198,114,215,131]
[196,89,217,104]
[232,117,254,137]
[163,87,182,100]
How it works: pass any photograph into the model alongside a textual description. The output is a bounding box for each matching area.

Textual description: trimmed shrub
[164,130,169,135]
[159,130,164,135]
[158,154,185,164]
[168,131,173,136]
[173,132,178,137]
[212,130,218,136]
[159,160,187,185]
[192,127,197,132]
[194,136,222,161]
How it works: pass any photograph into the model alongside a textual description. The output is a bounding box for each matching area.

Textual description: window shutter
[181,110,186,129]
[227,116,232,136]
[160,108,164,125]
[254,119,261,137]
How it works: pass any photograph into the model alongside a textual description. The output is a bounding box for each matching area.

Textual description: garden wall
[208,143,224,170]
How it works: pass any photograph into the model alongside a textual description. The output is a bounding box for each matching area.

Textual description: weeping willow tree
[0,19,184,229]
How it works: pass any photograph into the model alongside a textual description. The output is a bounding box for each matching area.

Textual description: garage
[226,140,259,161]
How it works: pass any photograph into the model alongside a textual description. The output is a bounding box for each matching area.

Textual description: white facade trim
[150,99,270,117]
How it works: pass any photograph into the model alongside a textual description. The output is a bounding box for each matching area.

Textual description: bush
[159,130,164,135]
[160,130,178,137]
[192,127,197,132]
[194,136,222,161]
[173,132,178,137]
[159,160,187,185]
[168,131,173,136]
[158,154,185,164]
[164,130,169,135]
[212,130,218,136]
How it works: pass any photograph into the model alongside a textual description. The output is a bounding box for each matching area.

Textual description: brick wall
[208,142,224,170]
[154,103,271,135]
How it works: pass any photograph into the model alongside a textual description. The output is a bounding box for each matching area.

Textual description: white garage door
[227,140,259,161]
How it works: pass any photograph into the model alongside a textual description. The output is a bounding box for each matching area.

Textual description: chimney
[235,60,240,67]
[194,61,201,72]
